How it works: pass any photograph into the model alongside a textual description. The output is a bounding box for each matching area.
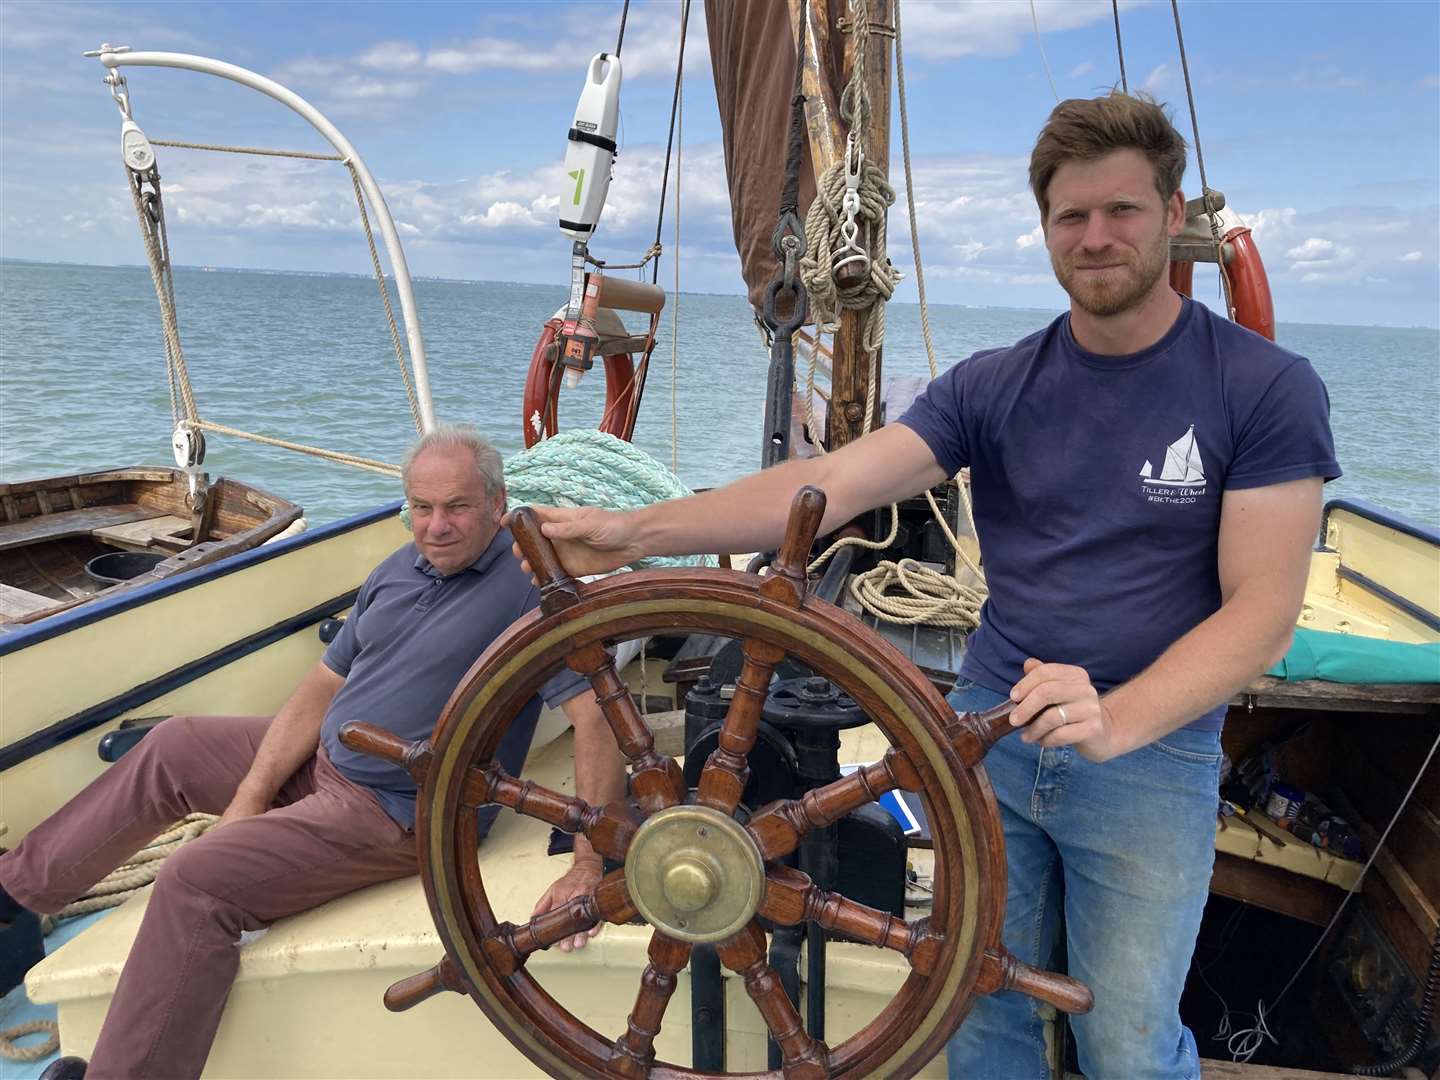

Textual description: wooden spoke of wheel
[568,639,686,814]
[715,921,829,1079]
[696,487,825,816]
[944,700,1023,768]
[759,864,944,976]
[607,931,692,1077]
[976,946,1095,1015]
[482,869,638,977]
[336,722,433,783]
[746,746,923,861]
[465,759,639,863]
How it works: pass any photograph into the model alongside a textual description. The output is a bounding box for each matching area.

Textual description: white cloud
[901,1,1134,60]
[1285,237,1336,261]
[1400,250,1424,262]
[1015,225,1044,249]
[357,41,423,71]
[1143,64,1170,93]
[1069,61,1095,78]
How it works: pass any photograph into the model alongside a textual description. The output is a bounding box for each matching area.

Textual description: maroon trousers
[0,715,417,1079]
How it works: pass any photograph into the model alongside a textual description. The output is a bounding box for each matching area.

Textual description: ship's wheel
[340,487,1092,1078]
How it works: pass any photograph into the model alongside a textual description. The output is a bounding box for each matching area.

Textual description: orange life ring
[522,317,640,449]
[1169,217,1275,341]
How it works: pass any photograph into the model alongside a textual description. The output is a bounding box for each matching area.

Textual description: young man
[512,93,1339,1078]
[0,424,623,1079]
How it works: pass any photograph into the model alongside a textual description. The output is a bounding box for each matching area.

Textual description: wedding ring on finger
[1055,704,1069,725]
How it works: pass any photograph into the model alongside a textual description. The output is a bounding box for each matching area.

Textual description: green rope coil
[504,431,715,571]
[399,430,713,571]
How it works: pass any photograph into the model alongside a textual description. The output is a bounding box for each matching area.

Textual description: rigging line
[1029,0,1060,103]
[652,0,692,285]
[671,19,683,475]
[614,0,631,56]
[1168,0,1235,318]
[1111,0,1128,92]
[150,139,341,161]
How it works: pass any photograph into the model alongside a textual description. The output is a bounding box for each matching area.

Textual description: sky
[1,1,1437,328]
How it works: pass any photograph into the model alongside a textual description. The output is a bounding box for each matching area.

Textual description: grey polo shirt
[320,527,586,831]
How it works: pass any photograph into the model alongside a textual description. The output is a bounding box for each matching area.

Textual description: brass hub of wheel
[624,804,764,944]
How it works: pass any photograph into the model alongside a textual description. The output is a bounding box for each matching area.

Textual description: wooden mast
[788,0,893,452]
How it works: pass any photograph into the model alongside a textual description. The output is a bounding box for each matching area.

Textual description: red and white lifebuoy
[1169,204,1274,341]
[522,316,639,449]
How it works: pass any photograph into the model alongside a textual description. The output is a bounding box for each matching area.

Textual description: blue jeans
[944,681,1220,1080]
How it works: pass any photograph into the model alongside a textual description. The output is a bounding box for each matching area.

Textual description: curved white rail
[97,47,436,432]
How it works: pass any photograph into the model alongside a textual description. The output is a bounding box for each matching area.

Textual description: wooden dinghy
[0,467,302,627]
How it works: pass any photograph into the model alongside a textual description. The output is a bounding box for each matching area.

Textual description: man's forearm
[235,661,344,804]
[628,424,948,560]
[630,456,834,560]
[565,693,627,866]
[1102,589,1294,756]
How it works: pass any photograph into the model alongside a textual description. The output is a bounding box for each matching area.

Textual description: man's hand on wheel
[503,505,642,581]
[532,858,606,952]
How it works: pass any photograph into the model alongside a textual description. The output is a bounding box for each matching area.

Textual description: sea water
[2,259,1436,528]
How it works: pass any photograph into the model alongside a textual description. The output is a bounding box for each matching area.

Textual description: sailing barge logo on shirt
[1139,424,1207,504]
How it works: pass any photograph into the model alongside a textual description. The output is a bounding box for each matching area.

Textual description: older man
[517,93,1338,1079]
[0,424,622,1079]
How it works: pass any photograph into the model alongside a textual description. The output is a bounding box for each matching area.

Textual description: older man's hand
[531,858,606,952]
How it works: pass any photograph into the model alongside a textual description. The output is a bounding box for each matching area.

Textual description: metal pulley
[171,422,208,514]
[89,48,155,173]
[832,132,872,289]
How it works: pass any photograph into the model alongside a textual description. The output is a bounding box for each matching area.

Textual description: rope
[345,162,424,436]
[503,429,714,570]
[40,815,218,935]
[1168,0,1236,320]
[614,0,631,56]
[194,421,399,477]
[128,165,199,428]
[802,0,987,632]
[150,139,342,161]
[1111,0,1129,92]
[671,10,684,475]
[1029,0,1061,103]
[799,1,900,431]
[652,0,691,286]
[0,1021,59,1062]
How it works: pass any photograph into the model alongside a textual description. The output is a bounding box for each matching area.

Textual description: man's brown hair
[1029,91,1188,220]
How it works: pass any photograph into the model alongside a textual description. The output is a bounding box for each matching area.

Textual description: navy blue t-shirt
[897,298,1340,730]
[320,527,586,829]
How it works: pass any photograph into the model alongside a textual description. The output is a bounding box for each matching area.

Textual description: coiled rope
[38,815,218,936]
[504,429,715,571]
[0,1020,58,1063]
[800,0,988,631]
[0,814,218,1062]
[797,2,901,436]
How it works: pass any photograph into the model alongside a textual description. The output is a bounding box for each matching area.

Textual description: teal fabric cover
[1266,628,1440,683]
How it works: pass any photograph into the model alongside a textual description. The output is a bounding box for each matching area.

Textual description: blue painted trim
[0,500,401,657]
[1322,498,1440,549]
[1336,566,1440,634]
[0,588,359,772]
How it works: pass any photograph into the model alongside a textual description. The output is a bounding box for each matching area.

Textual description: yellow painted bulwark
[0,514,407,840]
